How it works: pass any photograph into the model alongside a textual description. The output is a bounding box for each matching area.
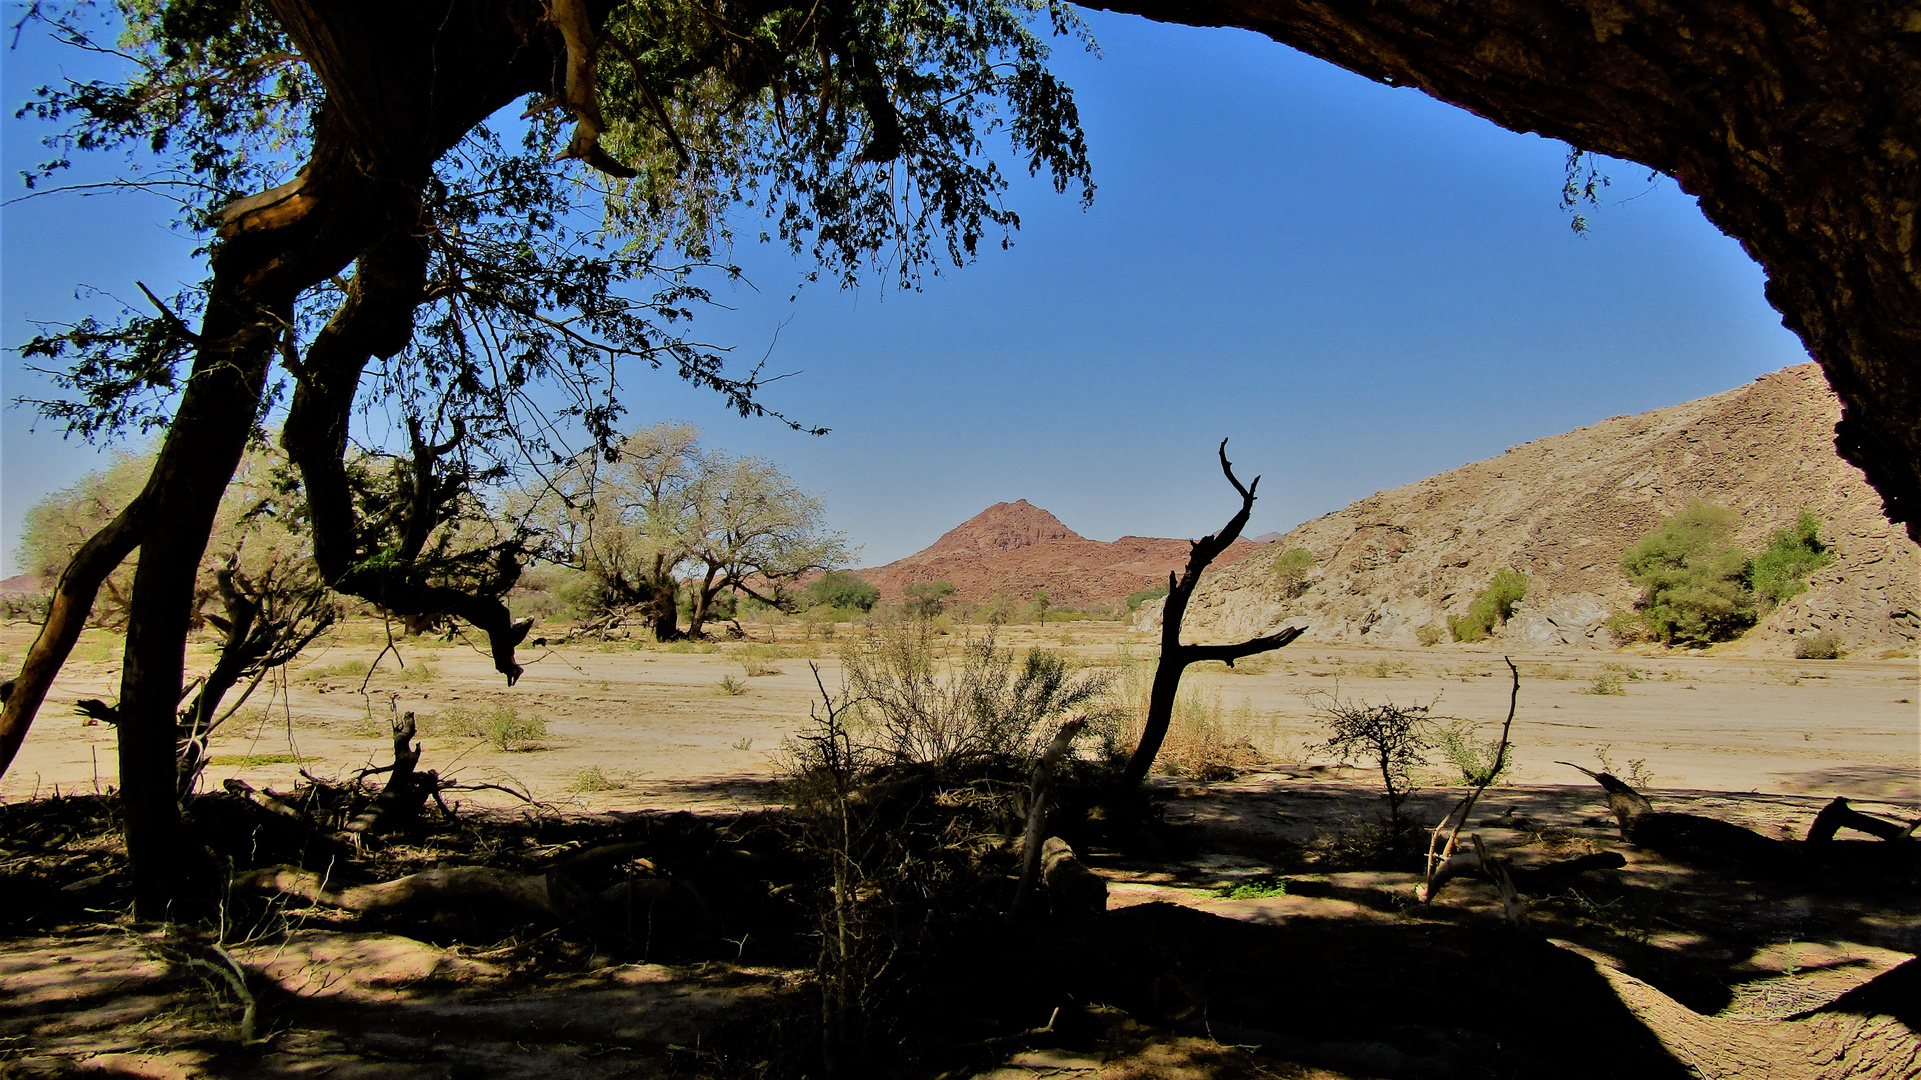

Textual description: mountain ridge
[1136,363,1919,655]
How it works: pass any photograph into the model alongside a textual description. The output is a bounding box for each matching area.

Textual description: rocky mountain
[1138,363,1919,655]
[856,500,1259,610]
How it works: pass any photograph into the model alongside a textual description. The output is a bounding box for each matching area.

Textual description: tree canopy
[2,0,1097,913]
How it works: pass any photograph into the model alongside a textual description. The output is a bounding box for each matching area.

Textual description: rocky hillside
[857,500,1259,610]
[1139,363,1919,655]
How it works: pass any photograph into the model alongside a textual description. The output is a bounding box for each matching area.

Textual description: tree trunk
[0,500,144,777]
[1077,0,1921,543]
[8,5,578,908]
[1121,441,1306,789]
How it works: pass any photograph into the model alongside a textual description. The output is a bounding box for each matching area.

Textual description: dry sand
[3,619,1913,816]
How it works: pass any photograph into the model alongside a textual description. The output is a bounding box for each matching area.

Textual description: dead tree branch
[1011,718,1085,921]
[1420,656,1520,901]
[1119,440,1306,789]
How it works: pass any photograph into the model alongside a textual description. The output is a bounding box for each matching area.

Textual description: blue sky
[1,10,1811,577]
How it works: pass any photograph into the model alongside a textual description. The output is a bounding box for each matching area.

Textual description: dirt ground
[3,619,1914,812]
[2,617,1916,1080]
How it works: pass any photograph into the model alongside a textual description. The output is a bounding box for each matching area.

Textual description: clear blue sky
[1,10,1811,577]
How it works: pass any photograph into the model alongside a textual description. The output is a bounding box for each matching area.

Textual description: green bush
[1415,623,1446,647]
[1125,585,1168,612]
[1271,547,1316,598]
[902,580,956,618]
[1751,512,1835,608]
[1794,630,1846,659]
[1449,569,1529,642]
[1618,501,1755,645]
[803,570,880,613]
[1435,720,1511,786]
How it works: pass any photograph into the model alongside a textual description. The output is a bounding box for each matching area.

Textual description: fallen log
[1560,766,1917,878]
[1041,836,1107,919]
[1421,849,1626,902]
[234,864,595,920]
[1011,718,1085,921]
[1806,797,1918,844]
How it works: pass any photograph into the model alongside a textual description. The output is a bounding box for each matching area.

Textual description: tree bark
[1075,0,1921,543]
[12,3,581,910]
[0,499,144,777]
[1120,440,1306,789]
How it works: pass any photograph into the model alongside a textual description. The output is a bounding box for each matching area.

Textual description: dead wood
[233,864,594,921]
[548,841,654,877]
[344,712,433,837]
[1039,836,1107,919]
[1471,834,1525,926]
[1420,849,1626,903]
[1510,851,1627,895]
[1011,718,1085,920]
[1119,440,1306,789]
[1421,656,1520,901]
[1556,762,1655,834]
[221,778,309,823]
[1806,798,1917,844]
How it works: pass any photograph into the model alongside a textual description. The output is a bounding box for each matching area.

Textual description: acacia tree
[3,0,1094,914]
[684,453,851,636]
[537,424,849,637]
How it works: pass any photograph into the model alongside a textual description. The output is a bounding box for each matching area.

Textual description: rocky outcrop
[1138,364,1919,656]
[857,500,1259,610]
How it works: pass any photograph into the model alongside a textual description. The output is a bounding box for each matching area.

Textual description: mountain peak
[931,500,1082,554]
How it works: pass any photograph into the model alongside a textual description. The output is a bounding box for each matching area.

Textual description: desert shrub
[568,765,623,792]
[1155,690,1263,780]
[1435,720,1511,786]
[1794,630,1846,659]
[1311,691,1439,833]
[1751,512,1835,608]
[842,621,1117,771]
[717,673,748,695]
[427,705,546,751]
[804,570,880,613]
[1449,569,1529,642]
[902,580,956,618]
[1618,501,1756,645]
[1415,622,1446,647]
[741,645,783,676]
[1582,671,1626,695]
[1271,547,1316,598]
[300,659,370,681]
[1124,585,1168,612]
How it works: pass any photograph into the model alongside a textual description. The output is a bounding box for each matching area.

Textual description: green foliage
[1794,630,1846,660]
[1271,547,1316,598]
[1415,623,1446,647]
[804,570,880,612]
[1751,512,1834,608]
[1618,501,1756,645]
[1219,876,1288,900]
[1449,569,1529,642]
[902,580,957,618]
[1435,721,1510,786]
[1125,585,1168,612]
